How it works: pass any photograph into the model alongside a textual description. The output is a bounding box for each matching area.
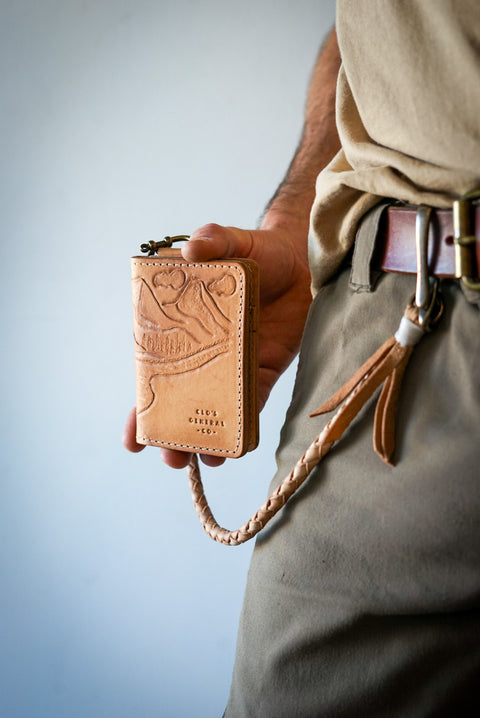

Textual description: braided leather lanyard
[187,285,443,545]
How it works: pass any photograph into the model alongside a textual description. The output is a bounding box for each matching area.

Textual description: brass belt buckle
[453,199,480,291]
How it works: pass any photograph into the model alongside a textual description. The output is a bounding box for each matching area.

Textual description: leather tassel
[373,350,411,464]
[310,328,416,466]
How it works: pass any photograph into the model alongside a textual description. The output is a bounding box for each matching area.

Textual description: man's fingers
[199,454,226,467]
[160,447,193,469]
[160,448,226,469]
[182,224,253,262]
[122,406,146,453]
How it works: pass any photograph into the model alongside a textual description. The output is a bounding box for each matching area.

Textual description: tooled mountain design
[133,276,233,373]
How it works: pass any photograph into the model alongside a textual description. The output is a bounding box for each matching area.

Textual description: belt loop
[349,201,390,292]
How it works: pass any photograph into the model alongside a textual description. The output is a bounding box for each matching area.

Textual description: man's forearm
[262,29,341,233]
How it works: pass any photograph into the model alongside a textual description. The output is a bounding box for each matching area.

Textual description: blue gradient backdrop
[1,2,335,716]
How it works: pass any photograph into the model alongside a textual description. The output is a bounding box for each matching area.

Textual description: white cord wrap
[395,315,424,347]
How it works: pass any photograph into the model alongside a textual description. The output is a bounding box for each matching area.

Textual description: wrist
[260,204,311,239]
[259,208,311,285]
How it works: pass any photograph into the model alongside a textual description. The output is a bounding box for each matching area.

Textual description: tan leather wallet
[131,248,259,458]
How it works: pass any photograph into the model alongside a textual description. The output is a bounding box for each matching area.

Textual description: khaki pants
[225,220,480,717]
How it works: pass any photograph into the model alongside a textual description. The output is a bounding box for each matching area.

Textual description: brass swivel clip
[412,206,444,331]
[140,235,190,255]
[453,198,480,291]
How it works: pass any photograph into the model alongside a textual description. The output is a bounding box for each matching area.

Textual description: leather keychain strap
[187,290,443,546]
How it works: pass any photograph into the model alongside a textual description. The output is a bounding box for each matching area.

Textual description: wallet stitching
[133,260,245,454]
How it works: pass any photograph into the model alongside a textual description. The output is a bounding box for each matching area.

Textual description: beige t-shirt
[309,0,480,292]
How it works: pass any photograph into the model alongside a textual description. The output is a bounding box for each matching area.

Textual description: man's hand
[123,28,341,469]
[123,220,312,468]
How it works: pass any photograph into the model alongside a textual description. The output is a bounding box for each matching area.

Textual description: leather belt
[374,204,480,278]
